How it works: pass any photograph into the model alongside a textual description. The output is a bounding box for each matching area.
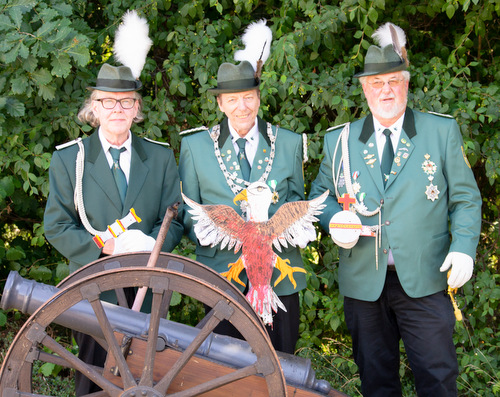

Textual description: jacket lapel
[218,118,243,179]
[124,135,148,213]
[357,109,418,191]
[358,115,385,193]
[86,132,123,213]
[385,109,416,189]
[250,118,272,182]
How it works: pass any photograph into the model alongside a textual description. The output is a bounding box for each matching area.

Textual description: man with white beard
[309,22,481,396]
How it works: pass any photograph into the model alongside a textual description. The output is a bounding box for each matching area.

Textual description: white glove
[439,252,474,289]
[113,229,156,254]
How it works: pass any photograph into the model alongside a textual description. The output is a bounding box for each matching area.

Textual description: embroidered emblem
[422,154,439,201]
[425,183,440,201]
[268,180,279,203]
[422,155,437,175]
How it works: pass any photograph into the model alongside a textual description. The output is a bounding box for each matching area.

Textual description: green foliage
[0,1,498,395]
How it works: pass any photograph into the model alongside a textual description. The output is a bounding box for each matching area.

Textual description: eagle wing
[264,190,329,252]
[182,193,246,253]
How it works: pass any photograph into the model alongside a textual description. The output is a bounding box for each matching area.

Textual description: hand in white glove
[439,252,474,289]
[113,229,156,254]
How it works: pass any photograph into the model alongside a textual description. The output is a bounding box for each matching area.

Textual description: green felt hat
[88,63,142,92]
[354,44,408,78]
[208,61,260,94]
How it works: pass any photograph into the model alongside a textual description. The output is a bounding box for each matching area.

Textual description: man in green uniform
[310,22,481,396]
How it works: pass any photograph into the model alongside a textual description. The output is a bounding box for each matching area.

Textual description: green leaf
[32,68,52,85]
[36,21,58,38]
[304,290,314,307]
[38,84,56,101]
[11,75,29,94]
[67,45,90,67]
[170,291,182,306]
[29,265,52,282]
[0,14,13,32]
[6,99,25,117]
[55,262,70,281]
[0,176,16,198]
[8,5,24,29]
[367,8,378,23]
[0,311,6,327]
[446,4,456,19]
[6,246,26,261]
[39,362,56,377]
[51,53,72,77]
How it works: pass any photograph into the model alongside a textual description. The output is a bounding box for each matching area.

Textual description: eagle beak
[233,189,248,205]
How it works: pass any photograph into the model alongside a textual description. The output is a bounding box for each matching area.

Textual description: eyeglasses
[95,98,137,109]
[367,79,404,89]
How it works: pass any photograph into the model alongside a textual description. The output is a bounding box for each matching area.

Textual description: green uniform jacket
[44,130,184,274]
[179,117,306,296]
[309,109,481,301]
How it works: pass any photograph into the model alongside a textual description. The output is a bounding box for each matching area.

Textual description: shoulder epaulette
[55,137,82,150]
[179,126,209,136]
[144,137,170,147]
[326,122,350,132]
[428,111,453,119]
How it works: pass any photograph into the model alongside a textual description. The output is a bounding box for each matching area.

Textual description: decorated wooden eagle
[182,181,328,325]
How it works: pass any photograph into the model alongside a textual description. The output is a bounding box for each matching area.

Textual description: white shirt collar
[373,113,405,138]
[228,118,260,165]
[98,128,132,181]
[373,113,405,159]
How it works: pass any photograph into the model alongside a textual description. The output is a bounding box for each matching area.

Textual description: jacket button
[385,221,391,225]
[383,249,388,254]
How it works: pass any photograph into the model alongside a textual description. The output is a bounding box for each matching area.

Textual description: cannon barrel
[1,271,331,395]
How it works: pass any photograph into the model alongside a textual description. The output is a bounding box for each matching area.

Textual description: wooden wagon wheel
[0,264,286,396]
[57,252,264,325]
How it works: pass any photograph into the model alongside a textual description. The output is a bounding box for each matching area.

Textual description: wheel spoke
[41,333,121,396]
[138,277,165,387]
[80,283,136,390]
[154,299,234,394]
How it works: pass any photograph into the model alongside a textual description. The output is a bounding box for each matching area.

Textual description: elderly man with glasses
[43,63,183,395]
[310,23,481,396]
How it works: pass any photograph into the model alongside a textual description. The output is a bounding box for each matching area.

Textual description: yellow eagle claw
[274,256,307,289]
[221,256,246,287]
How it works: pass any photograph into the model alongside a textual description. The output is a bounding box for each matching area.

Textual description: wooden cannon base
[104,333,348,397]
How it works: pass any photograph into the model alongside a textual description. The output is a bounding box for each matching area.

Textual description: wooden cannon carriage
[0,206,348,397]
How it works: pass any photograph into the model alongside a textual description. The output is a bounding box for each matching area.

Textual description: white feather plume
[234,19,272,73]
[114,10,153,79]
[372,22,406,49]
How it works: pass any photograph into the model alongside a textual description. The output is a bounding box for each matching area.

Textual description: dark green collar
[87,130,146,162]
[359,107,416,143]
[218,117,272,147]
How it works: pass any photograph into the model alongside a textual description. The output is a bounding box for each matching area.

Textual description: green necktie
[236,138,251,180]
[381,129,394,187]
[109,147,127,204]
